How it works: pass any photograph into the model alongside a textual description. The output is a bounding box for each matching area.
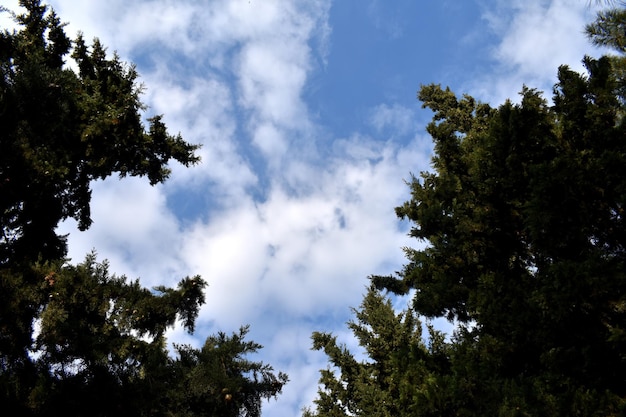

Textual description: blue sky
[2,0,608,415]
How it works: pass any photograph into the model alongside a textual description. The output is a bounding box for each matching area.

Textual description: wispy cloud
[469,0,606,104]
[368,103,417,137]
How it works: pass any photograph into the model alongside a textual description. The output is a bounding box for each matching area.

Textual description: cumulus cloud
[177,134,427,326]
[58,178,188,287]
[45,0,420,414]
[59,133,426,417]
[238,38,310,130]
[13,0,607,415]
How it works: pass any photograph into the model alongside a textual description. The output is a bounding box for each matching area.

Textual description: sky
[1,0,611,415]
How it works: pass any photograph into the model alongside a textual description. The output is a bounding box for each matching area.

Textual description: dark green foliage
[586,8,626,52]
[1,253,203,416]
[0,0,200,265]
[307,6,626,417]
[307,287,452,417]
[1,254,287,416]
[171,327,288,417]
[28,254,205,417]
[1,2,287,416]
[587,7,626,105]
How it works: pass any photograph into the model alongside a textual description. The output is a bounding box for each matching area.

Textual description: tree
[26,254,205,417]
[0,0,200,266]
[305,287,451,417]
[171,327,288,417]
[586,6,626,102]
[1,2,287,415]
[307,6,626,417]
[0,0,198,406]
[2,254,286,417]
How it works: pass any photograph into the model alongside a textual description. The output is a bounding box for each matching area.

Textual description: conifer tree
[307,5,626,416]
[1,2,287,415]
[0,0,200,266]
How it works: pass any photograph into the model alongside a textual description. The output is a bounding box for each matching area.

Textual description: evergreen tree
[0,2,287,415]
[26,254,205,417]
[2,254,287,417]
[305,287,451,417]
[0,0,200,266]
[171,326,288,417]
[307,6,626,416]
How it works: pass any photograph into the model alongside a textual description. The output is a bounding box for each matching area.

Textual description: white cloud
[238,38,310,130]
[58,178,188,287]
[14,0,571,415]
[17,1,609,415]
[177,136,427,328]
[369,103,417,136]
[470,0,607,104]
[252,122,289,161]
[48,1,418,415]
[0,1,20,31]
[493,1,588,74]
[141,73,259,200]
